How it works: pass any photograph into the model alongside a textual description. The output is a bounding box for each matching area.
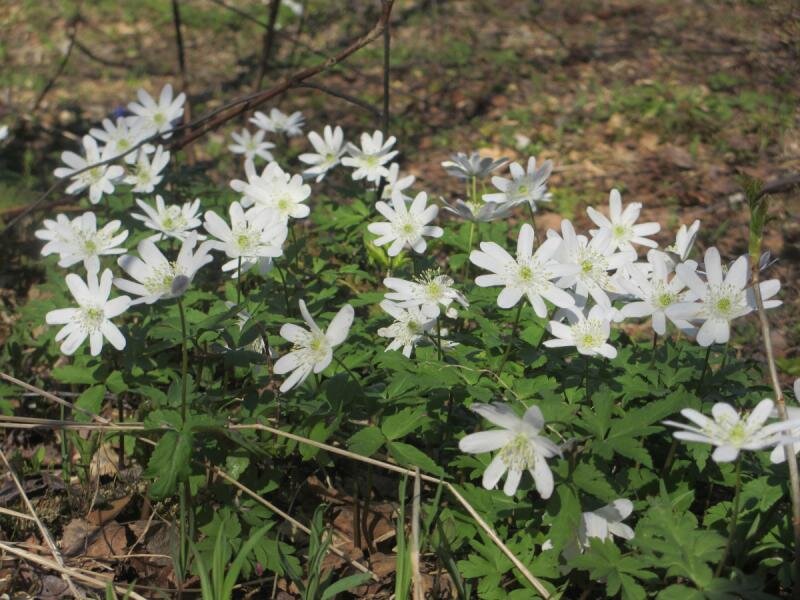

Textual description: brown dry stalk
[751,262,800,585]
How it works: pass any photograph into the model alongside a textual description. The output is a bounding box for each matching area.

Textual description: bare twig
[31,14,80,114]
[171,0,195,165]
[295,81,381,116]
[375,4,392,200]
[256,0,282,90]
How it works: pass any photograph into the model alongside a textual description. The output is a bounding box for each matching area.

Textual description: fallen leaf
[86,494,131,526]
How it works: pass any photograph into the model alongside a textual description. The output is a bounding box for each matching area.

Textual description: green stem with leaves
[236,257,242,304]
[496,303,523,378]
[177,297,189,422]
[715,457,742,576]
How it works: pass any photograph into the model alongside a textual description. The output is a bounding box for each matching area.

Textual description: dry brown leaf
[86,494,131,526]
[89,444,120,481]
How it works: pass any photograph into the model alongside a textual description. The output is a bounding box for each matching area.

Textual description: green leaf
[381,406,428,441]
[145,429,193,498]
[320,572,372,600]
[52,365,99,384]
[572,461,618,502]
[387,442,444,476]
[74,385,105,423]
[347,426,386,457]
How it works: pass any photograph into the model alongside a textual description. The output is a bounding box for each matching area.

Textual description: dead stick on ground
[0,373,110,424]
[0,449,82,597]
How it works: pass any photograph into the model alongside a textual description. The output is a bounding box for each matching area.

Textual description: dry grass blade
[410,467,423,600]
[0,373,111,424]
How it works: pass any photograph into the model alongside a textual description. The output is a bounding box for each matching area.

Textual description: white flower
[441,151,508,181]
[442,197,512,222]
[341,130,398,184]
[664,399,800,463]
[770,380,800,464]
[377,300,435,357]
[587,189,660,253]
[123,145,170,193]
[114,234,212,304]
[458,403,561,498]
[470,223,577,317]
[249,108,305,137]
[368,190,443,256]
[545,499,635,561]
[203,201,288,277]
[662,219,700,268]
[45,268,131,356]
[128,84,185,137]
[667,247,781,346]
[131,195,203,241]
[381,163,415,199]
[36,211,128,272]
[232,160,310,221]
[274,300,354,392]
[228,128,275,162]
[89,117,149,164]
[0,125,7,141]
[619,250,695,335]
[551,219,634,309]
[298,125,346,182]
[53,135,124,204]
[543,304,617,359]
[383,269,468,319]
[483,156,553,211]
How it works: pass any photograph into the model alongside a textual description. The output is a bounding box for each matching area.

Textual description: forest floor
[0,0,799,596]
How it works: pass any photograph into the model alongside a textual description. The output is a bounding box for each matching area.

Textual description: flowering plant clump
[7,79,800,599]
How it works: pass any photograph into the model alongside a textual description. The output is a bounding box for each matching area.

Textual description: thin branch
[295,82,381,116]
[256,0,282,90]
[31,15,80,114]
[411,467,423,600]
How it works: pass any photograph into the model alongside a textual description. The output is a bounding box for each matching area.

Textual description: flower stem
[584,355,591,403]
[274,261,291,314]
[715,457,743,576]
[696,345,712,393]
[236,257,242,305]
[436,317,443,361]
[177,297,189,422]
[334,355,359,384]
[496,303,523,378]
[462,221,475,282]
